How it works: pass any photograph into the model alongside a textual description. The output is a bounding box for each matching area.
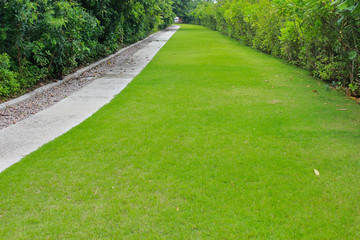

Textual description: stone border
[0,30,160,111]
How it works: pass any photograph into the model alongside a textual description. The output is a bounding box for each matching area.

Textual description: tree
[172,0,200,22]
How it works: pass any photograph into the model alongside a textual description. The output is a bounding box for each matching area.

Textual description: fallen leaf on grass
[314,169,320,176]
[264,80,269,82]
[176,207,180,212]
[338,109,348,111]
[307,85,311,88]
[270,100,282,104]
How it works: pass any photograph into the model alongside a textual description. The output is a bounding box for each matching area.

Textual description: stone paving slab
[0,25,180,173]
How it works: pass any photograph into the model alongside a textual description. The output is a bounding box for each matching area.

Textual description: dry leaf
[176,207,180,212]
[307,85,311,88]
[338,109,348,111]
[314,169,320,176]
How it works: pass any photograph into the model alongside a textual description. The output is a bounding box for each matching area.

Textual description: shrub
[0,0,174,99]
[0,53,20,97]
[193,0,360,96]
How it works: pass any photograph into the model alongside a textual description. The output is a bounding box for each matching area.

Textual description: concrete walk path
[0,25,180,173]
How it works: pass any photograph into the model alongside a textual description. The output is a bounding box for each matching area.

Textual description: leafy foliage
[193,0,360,96]
[0,0,174,98]
[172,0,201,23]
[0,53,20,97]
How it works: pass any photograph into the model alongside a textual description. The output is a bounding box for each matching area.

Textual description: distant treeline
[0,0,174,98]
[193,0,360,96]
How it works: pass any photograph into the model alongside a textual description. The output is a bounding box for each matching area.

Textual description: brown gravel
[0,35,156,130]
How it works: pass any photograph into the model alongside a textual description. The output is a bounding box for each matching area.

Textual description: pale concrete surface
[0,27,162,111]
[0,25,180,173]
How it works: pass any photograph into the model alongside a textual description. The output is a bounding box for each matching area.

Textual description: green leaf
[331,0,341,6]
[351,4,360,14]
[337,1,349,11]
[349,51,357,60]
[337,16,345,24]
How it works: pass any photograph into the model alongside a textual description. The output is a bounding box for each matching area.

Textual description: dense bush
[193,0,360,96]
[0,0,174,98]
[0,53,20,96]
[76,0,174,46]
[172,0,201,23]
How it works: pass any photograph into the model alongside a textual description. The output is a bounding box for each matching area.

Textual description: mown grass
[1,24,359,239]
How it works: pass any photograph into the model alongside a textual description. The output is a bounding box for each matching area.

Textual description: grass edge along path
[1,24,360,239]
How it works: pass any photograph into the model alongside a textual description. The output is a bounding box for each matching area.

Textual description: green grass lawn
[1,24,360,239]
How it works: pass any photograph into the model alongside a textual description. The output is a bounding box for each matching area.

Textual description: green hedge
[0,0,174,98]
[193,0,360,96]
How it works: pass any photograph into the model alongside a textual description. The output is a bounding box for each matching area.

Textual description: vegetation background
[0,0,175,98]
[192,0,360,97]
[0,0,359,98]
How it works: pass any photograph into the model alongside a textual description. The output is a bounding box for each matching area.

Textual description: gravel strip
[0,35,157,130]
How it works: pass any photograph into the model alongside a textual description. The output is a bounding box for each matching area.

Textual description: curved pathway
[0,25,180,173]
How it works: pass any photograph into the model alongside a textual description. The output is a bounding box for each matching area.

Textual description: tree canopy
[172,0,201,22]
[0,0,174,97]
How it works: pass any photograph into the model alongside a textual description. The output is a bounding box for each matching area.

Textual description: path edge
[0,26,176,111]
